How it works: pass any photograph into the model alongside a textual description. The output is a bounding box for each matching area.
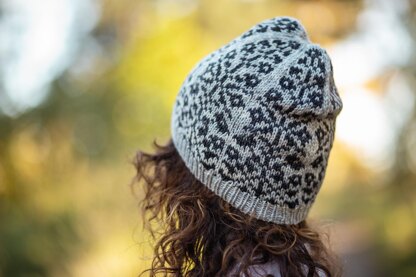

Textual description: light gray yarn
[170,16,343,224]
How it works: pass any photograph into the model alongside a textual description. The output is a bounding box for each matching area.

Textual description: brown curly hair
[131,138,342,277]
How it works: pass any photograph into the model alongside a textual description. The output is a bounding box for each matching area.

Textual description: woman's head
[132,16,343,277]
[170,16,343,226]
[132,139,341,277]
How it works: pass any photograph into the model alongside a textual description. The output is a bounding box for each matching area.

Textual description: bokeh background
[1,0,415,276]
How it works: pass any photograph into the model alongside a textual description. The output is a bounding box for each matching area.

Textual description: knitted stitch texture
[170,16,343,224]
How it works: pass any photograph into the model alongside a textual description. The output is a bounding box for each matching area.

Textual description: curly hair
[131,138,342,277]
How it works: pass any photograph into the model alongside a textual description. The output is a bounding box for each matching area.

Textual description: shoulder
[246,260,282,277]
[228,259,328,277]
[227,259,281,277]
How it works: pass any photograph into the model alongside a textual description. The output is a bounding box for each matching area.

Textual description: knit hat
[170,16,343,225]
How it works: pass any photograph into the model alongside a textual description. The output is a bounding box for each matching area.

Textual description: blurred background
[0,0,415,276]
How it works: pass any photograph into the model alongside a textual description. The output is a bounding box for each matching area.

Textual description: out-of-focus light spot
[66,38,109,89]
[337,88,394,169]
[384,72,415,131]
[14,126,51,165]
[71,232,142,277]
[330,0,412,88]
[0,0,99,116]
[330,0,413,167]
[9,124,51,181]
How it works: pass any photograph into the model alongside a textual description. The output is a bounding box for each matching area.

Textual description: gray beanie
[170,16,343,224]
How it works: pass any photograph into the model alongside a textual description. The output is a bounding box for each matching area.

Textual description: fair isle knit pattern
[170,16,343,224]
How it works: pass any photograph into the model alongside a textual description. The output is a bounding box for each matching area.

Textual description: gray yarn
[170,16,343,224]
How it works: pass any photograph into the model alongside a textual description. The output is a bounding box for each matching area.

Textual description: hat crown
[240,17,309,41]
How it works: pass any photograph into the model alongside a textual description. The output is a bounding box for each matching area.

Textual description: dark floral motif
[241,42,256,54]
[248,107,266,123]
[236,73,260,88]
[228,93,244,108]
[258,61,274,74]
[214,112,229,133]
[285,154,304,170]
[279,76,296,90]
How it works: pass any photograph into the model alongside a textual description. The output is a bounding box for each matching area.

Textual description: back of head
[171,16,343,225]
[133,16,343,277]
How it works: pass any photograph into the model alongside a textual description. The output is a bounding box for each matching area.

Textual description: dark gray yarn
[170,16,343,224]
